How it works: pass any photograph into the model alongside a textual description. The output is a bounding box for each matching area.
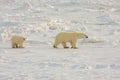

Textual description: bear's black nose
[86,36,88,38]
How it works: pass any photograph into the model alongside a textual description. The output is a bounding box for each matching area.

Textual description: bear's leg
[12,45,16,48]
[12,43,16,48]
[12,43,15,48]
[53,41,60,48]
[62,42,69,48]
[71,41,78,49]
[16,44,19,48]
[18,42,24,48]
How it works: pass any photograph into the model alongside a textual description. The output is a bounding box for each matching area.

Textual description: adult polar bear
[53,32,88,49]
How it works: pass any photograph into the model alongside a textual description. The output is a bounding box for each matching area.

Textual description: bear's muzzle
[86,36,88,38]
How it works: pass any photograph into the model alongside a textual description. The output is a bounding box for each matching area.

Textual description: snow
[0,0,120,80]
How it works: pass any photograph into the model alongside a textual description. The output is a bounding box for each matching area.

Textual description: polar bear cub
[11,35,26,48]
[53,32,88,49]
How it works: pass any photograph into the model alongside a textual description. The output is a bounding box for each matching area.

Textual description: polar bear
[53,32,88,49]
[11,35,26,48]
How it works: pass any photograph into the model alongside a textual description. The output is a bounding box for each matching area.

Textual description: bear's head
[77,33,88,39]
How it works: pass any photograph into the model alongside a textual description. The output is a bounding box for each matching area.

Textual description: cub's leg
[18,42,24,48]
[12,43,16,48]
[62,42,69,48]
[12,43,18,48]
[12,43,15,48]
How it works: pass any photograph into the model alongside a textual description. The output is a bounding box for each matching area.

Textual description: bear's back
[12,35,25,42]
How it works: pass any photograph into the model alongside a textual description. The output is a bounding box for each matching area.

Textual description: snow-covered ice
[0,0,120,80]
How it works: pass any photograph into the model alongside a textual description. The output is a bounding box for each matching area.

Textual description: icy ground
[0,42,120,80]
[0,0,120,80]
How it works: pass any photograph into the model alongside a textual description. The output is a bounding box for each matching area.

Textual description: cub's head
[22,37,26,42]
[77,33,88,39]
